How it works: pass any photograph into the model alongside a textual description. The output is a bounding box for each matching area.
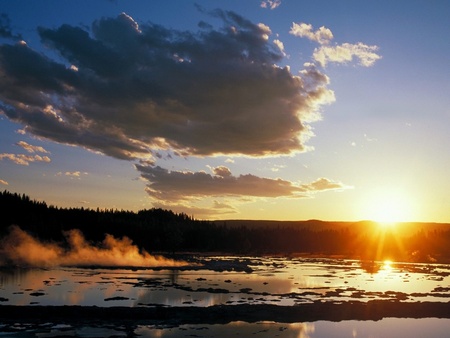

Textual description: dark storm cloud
[0,11,333,160]
[136,164,346,202]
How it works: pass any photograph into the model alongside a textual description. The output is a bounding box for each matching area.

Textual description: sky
[0,0,449,223]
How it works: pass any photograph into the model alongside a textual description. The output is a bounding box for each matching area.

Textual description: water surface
[1,256,450,337]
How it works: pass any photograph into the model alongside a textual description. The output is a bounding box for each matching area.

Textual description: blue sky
[1,0,449,222]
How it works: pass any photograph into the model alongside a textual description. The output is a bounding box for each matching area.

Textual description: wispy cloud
[302,177,348,192]
[0,179,8,185]
[0,11,332,160]
[0,13,22,40]
[152,201,237,218]
[0,153,51,166]
[0,141,51,165]
[16,141,49,154]
[261,0,282,10]
[56,171,87,179]
[290,22,381,67]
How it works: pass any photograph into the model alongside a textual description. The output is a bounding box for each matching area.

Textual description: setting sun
[364,189,413,224]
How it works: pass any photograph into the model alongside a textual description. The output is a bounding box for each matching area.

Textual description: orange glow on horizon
[362,188,415,224]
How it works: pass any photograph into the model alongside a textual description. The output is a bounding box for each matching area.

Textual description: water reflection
[1,257,450,307]
[133,318,450,338]
[1,318,449,337]
[135,321,316,338]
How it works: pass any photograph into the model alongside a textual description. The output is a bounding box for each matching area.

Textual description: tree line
[1,190,450,262]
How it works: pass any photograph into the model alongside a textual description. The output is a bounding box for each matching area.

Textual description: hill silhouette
[1,190,450,263]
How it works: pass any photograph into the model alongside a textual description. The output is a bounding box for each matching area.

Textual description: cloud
[0,179,8,185]
[151,201,237,218]
[290,22,333,45]
[0,11,333,160]
[261,0,282,10]
[0,153,51,166]
[313,42,381,67]
[273,39,286,56]
[0,13,22,40]
[16,141,49,154]
[136,164,347,202]
[56,171,87,178]
[212,200,236,210]
[302,177,348,192]
[212,165,232,177]
[290,22,381,68]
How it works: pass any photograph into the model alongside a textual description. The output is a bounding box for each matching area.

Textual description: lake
[1,255,450,337]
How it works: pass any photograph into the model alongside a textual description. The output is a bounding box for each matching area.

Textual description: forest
[1,190,450,263]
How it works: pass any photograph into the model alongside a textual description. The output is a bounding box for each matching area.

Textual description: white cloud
[290,22,333,45]
[313,42,381,67]
[273,39,286,56]
[0,179,8,185]
[290,22,381,68]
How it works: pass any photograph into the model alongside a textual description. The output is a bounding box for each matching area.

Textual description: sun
[363,189,412,225]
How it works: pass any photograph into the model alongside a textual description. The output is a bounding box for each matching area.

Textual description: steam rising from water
[0,226,190,268]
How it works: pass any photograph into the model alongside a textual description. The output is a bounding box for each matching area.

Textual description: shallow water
[1,256,449,306]
[1,256,450,337]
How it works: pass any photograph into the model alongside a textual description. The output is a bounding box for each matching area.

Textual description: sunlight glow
[378,221,397,230]
[364,189,413,224]
[382,260,393,270]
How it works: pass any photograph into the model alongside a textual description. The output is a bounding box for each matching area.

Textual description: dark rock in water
[197,287,229,294]
[0,297,8,302]
[239,288,253,293]
[29,292,45,297]
[104,296,130,301]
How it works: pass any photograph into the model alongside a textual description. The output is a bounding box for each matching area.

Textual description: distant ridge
[213,219,450,232]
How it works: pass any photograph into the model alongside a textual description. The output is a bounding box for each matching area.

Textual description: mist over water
[0,225,189,268]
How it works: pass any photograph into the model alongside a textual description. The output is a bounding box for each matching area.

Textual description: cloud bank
[0,11,333,161]
[136,164,347,202]
[0,11,377,217]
